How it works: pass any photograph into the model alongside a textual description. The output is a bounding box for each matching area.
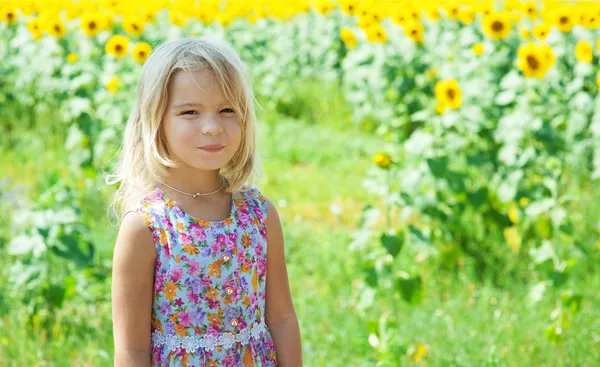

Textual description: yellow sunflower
[27,18,43,39]
[517,42,556,78]
[0,7,17,24]
[132,42,152,63]
[340,27,358,48]
[338,0,358,16]
[482,11,512,40]
[404,21,424,45]
[67,53,79,63]
[123,16,145,37]
[575,40,593,63]
[141,8,157,23]
[445,1,461,20]
[46,18,67,39]
[80,13,101,37]
[435,79,462,110]
[105,34,129,57]
[392,9,408,26]
[580,12,600,30]
[459,8,475,25]
[373,153,392,169]
[553,7,575,33]
[533,23,551,40]
[472,43,484,56]
[313,0,335,16]
[106,76,120,94]
[366,24,387,43]
[522,1,537,20]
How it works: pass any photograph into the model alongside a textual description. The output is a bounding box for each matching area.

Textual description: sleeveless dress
[134,183,278,366]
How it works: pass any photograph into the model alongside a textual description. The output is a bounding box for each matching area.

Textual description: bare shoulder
[262,195,276,216]
[112,211,156,355]
[115,211,157,260]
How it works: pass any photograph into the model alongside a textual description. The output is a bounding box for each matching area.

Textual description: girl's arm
[111,212,157,367]
[264,198,303,367]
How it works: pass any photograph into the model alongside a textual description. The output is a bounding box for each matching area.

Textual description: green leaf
[363,265,378,288]
[396,275,423,305]
[381,232,404,258]
[468,188,488,208]
[426,156,449,178]
[561,292,582,314]
[408,225,429,244]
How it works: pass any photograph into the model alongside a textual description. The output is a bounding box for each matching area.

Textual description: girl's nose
[199,114,224,135]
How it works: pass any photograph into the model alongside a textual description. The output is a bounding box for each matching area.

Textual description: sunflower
[105,34,129,57]
[522,1,537,20]
[404,21,424,45]
[482,11,512,40]
[553,7,574,33]
[373,153,392,169]
[67,53,79,63]
[391,9,408,26]
[445,1,461,20]
[123,16,145,37]
[46,18,67,39]
[435,79,462,110]
[533,23,550,40]
[338,0,358,16]
[313,0,335,16]
[27,18,43,39]
[366,24,386,43]
[575,40,593,63]
[472,43,484,56]
[141,8,157,23]
[106,76,120,94]
[459,8,475,25]
[580,12,600,30]
[80,13,101,37]
[340,27,358,48]
[517,42,555,78]
[520,28,530,39]
[169,11,189,27]
[132,42,152,63]
[0,7,17,24]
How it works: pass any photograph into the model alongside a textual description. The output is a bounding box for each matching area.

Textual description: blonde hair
[105,36,263,225]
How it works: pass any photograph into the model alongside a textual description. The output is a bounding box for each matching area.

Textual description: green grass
[1,89,600,366]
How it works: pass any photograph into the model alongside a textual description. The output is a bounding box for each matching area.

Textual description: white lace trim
[151,318,267,353]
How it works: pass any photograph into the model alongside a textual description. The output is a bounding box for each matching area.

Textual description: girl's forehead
[169,69,226,101]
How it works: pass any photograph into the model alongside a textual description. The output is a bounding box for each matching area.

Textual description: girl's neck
[162,168,225,195]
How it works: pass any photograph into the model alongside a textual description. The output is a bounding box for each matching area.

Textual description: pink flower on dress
[188,259,201,276]
[186,289,199,304]
[189,223,206,242]
[215,233,226,247]
[257,257,267,278]
[179,232,192,245]
[237,209,253,226]
[178,311,192,327]
[148,188,163,201]
[171,267,183,283]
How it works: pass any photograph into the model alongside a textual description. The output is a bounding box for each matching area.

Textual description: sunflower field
[1,0,600,366]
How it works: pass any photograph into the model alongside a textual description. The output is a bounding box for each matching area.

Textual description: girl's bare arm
[112,212,157,367]
[264,198,303,367]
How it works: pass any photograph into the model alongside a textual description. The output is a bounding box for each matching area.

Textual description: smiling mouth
[198,146,224,152]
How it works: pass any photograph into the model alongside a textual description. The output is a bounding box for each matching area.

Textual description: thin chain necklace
[160,176,226,198]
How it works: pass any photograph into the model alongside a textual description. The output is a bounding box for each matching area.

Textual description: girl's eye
[221,108,236,114]
[181,110,197,115]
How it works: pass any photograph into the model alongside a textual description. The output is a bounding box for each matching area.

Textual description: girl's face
[162,68,242,172]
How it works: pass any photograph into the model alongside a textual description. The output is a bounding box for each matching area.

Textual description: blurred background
[1,0,599,366]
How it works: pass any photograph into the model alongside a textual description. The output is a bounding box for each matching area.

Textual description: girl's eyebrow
[173,102,229,109]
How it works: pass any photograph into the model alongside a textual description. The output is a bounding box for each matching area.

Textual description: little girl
[106,36,302,366]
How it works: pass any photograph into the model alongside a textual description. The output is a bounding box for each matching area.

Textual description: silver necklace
[160,176,226,198]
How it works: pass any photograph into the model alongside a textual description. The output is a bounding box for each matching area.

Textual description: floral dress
[134,183,278,366]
